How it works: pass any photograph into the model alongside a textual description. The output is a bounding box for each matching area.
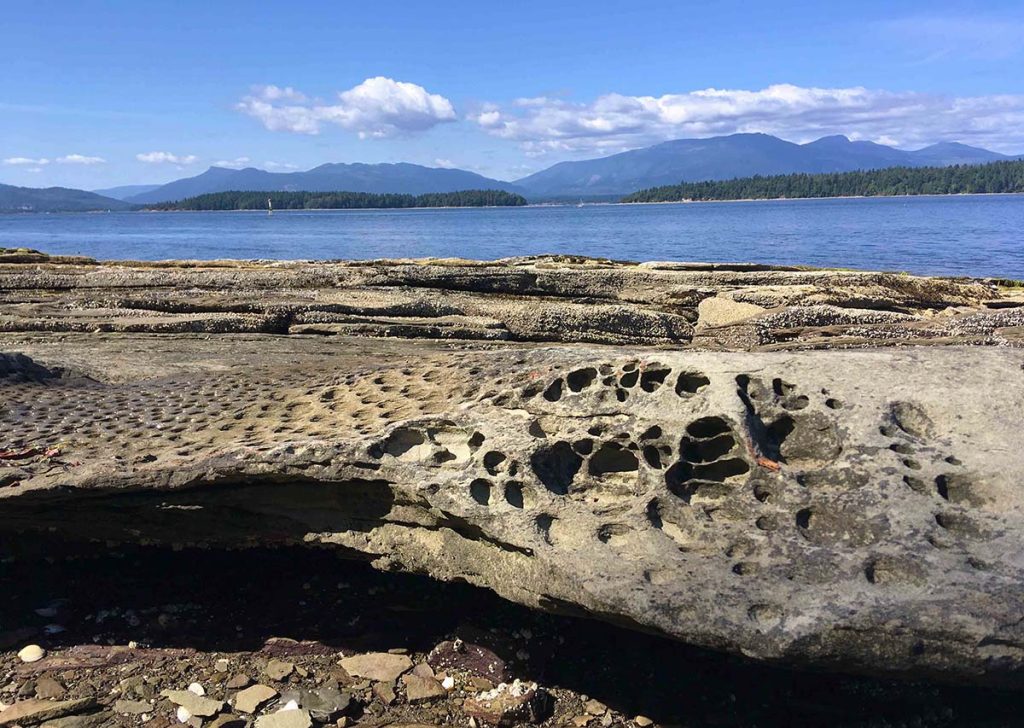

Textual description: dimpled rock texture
[1,253,1023,686]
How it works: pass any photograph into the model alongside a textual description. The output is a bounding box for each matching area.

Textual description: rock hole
[543,378,564,402]
[642,445,662,469]
[566,367,598,393]
[686,416,731,439]
[596,523,632,544]
[483,451,507,474]
[588,443,639,477]
[535,514,555,544]
[640,426,662,440]
[504,481,524,508]
[530,441,583,496]
[469,479,491,506]
[825,398,843,410]
[615,389,628,402]
[675,371,710,396]
[681,433,736,463]
[573,439,594,456]
[383,428,428,459]
[640,367,671,393]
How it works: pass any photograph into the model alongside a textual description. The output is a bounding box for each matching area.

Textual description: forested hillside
[622,160,1024,203]
[149,189,527,210]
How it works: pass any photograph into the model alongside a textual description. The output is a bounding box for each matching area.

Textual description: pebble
[215,658,230,673]
[17,644,45,663]
[225,674,251,690]
[187,682,205,696]
[634,716,654,727]
[176,705,192,724]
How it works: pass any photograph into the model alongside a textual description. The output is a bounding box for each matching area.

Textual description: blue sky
[3,0,1024,188]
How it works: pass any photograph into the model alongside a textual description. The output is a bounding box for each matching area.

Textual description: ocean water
[1,194,1023,279]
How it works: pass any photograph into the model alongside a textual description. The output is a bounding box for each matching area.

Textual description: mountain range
[513,134,1019,196]
[117,134,1019,203]
[0,183,133,213]
[120,163,524,204]
[2,133,1021,211]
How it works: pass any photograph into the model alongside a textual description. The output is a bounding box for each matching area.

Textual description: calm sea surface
[1,195,1022,279]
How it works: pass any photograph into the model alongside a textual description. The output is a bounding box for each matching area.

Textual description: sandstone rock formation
[1,253,1023,687]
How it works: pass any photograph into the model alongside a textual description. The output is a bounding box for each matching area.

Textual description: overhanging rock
[1,345,1023,686]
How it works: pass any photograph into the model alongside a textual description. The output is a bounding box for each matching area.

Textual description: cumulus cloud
[472,84,1024,156]
[237,77,457,138]
[213,156,251,169]
[3,157,50,166]
[56,154,105,165]
[136,151,199,164]
[434,158,456,168]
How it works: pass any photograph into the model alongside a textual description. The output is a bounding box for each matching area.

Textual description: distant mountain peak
[513,132,1012,197]
[125,161,522,204]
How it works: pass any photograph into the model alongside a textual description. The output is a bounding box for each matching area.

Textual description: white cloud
[434,158,456,168]
[56,154,105,165]
[264,160,300,171]
[3,157,50,166]
[472,84,1024,156]
[213,156,251,169]
[136,151,199,164]
[237,76,457,138]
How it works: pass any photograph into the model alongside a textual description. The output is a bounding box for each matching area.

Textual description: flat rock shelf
[1,252,1023,727]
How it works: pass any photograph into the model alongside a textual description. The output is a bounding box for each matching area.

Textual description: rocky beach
[1,250,1023,727]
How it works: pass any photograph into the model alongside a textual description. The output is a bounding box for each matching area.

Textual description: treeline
[621,160,1024,203]
[147,189,527,210]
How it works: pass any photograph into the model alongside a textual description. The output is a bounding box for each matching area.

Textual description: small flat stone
[265,659,295,681]
[585,699,607,716]
[214,659,230,673]
[339,652,412,682]
[634,716,654,727]
[17,644,46,663]
[114,698,152,715]
[160,690,225,718]
[410,663,435,679]
[254,709,313,728]
[235,684,278,714]
[208,715,246,728]
[0,697,96,726]
[34,676,66,700]
[401,674,446,703]
[226,674,251,690]
[372,681,396,705]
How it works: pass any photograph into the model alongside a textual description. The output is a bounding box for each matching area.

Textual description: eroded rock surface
[1,254,1023,688]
